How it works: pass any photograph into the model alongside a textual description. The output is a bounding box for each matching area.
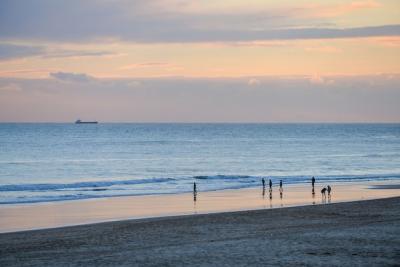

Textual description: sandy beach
[1,196,399,266]
[1,180,400,233]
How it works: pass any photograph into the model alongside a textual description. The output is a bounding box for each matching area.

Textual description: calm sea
[0,123,399,204]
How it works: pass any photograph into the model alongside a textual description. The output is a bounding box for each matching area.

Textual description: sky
[0,0,399,122]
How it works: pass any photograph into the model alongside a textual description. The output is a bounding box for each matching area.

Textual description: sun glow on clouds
[2,36,397,79]
[0,0,399,122]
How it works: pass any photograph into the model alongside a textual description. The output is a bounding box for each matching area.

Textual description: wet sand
[1,196,399,266]
[1,180,400,233]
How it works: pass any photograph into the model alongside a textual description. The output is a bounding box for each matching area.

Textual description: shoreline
[1,180,400,233]
[4,195,399,236]
[1,197,399,266]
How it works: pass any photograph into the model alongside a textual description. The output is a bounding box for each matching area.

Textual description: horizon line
[1,121,399,124]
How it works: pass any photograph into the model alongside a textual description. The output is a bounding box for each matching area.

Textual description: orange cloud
[305,46,342,53]
[368,36,400,47]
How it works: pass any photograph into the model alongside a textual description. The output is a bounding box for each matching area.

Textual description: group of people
[311,176,332,196]
[193,176,332,200]
[261,178,283,192]
[261,178,284,199]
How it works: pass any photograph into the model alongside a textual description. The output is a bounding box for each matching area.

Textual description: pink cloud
[248,78,261,86]
[0,68,54,78]
[307,1,382,18]
[0,83,22,92]
[120,62,175,70]
[309,74,335,85]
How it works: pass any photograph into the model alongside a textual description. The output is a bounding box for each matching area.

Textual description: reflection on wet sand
[312,191,316,205]
[1,181,399,233]
[269,189,273,208]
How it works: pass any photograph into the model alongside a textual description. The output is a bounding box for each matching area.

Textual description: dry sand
[1,197,399,266]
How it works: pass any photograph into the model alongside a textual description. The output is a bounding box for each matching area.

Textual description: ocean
[0,123,399,204]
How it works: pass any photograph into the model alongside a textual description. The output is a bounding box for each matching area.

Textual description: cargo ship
[75,119,98,124]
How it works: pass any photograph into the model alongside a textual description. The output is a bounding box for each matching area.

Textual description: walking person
[279,180,283,198]
[269,179,272,191]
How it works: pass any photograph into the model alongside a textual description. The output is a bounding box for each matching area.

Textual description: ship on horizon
[75,119,98,124]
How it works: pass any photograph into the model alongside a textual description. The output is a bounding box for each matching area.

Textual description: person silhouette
[321,187,327,197]
[321,187,326,194]
[312,176,315,189]
[262,178,265,188]
[269,179,272,191]
[327,185,331,195]
[321,187,327,204]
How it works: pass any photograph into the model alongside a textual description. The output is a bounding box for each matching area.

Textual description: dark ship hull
[75,120,98,124]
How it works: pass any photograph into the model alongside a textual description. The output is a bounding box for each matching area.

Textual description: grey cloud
[0,43,115,61]
[0,0,399,43]
[49,72,94,82]
[0,75,399,122]
[152,24,400,43]
[0,44,44,60]
[42,50,114,58]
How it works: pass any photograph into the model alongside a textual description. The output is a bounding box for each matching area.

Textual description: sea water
[0,123,399,204]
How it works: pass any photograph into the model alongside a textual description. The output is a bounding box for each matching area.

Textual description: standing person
[279,180,283,191]
[312,176,316,195]
[269,179,272,191]
[327,185,331,195]
[262,178,265,188]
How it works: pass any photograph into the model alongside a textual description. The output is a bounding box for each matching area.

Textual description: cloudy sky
[0,0,399,122]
